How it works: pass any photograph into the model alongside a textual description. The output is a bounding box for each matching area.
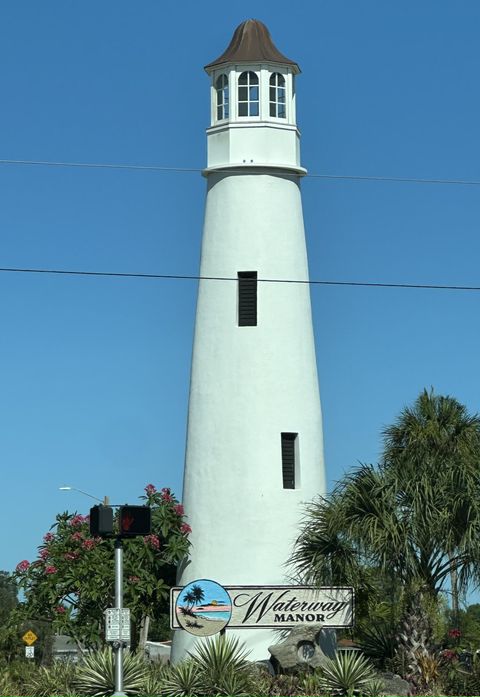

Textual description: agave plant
[317,651,377,697]
[24,660,78,696]
[190,634,253,696]
[157,659,202,696]
[140,661,170,696]
[73,648,146,695]
[362,676,386,697]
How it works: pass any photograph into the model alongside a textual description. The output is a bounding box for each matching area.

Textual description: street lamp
[59,486,109,506]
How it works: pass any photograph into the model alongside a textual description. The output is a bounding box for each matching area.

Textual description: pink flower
[161,487,173,502]
[145,483,157,496]
[55,605,66,614]
[82,539,96,550]
[128,575,140,584]
[64,552,79,561]
[442,649,458,662]
[180,523,192,535]
[16,560,30,572]
[39,548,49,560]
[45,565,57,574]
[70,514,87,527]
[43,532,54,543]
[144,534,161,550]
[174,504,184,516]
[71,531,84,542]
[448,628,461,639]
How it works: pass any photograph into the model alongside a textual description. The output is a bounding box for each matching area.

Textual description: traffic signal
[118,505,151,537]
[90,505,114,537]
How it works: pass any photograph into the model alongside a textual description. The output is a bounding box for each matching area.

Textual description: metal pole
[112,538,126,697]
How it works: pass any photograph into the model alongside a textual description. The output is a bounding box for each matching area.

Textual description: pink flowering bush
[16,560,30,573]
[144,534,161,550]
[14,483,191,650]
[69,514,88,526]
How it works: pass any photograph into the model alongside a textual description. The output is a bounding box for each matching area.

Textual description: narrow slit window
[238,271,257,326]
[281,433,297,489]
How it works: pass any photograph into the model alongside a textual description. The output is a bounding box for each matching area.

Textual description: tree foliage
[13,484,190,649]
[292,389,480,622]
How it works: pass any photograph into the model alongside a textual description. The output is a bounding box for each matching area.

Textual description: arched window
[238,71,259,117]
[215,74,229,120]
[269,73,286,118]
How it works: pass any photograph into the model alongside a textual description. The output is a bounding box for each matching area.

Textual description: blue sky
[2,0,480,592]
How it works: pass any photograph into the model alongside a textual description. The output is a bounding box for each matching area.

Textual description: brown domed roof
[205,19,300,73]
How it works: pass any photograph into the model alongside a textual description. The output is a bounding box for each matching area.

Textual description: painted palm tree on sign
[190,584,205,606]
[179,584,206,621]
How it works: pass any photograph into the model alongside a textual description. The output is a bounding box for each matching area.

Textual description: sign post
[112,538,126,697]
[22,630,38,661]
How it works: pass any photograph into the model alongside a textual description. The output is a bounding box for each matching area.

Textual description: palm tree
[382,389,480,622]
[190,584,205,606]
[292,390,480,662]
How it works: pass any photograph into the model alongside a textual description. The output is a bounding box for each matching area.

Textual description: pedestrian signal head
[89,505,114,538]
[118,505,151,537]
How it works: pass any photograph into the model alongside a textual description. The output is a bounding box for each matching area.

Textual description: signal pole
[112,537,125,697]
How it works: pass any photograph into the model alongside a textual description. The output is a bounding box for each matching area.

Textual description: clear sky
[2,0,480,581]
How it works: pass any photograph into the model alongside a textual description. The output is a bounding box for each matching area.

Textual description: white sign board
[25,646,35,658]
[170,585,354,630]
[105,608,131,642]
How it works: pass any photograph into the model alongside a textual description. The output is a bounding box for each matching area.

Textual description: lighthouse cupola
[204,19,304,172]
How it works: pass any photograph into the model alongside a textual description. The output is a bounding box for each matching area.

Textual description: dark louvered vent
[238,271,257,326]
[281,433,297,489]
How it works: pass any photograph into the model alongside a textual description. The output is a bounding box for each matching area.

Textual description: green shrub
[73,648,146,695]
[24,660,77,696]
[191,633,252,695]
[156,659,201,696]
[317,651,377,696]
[0,658,37,696]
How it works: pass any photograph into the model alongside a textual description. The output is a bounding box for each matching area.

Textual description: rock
[379,671,412,696]
[268,624,329,671]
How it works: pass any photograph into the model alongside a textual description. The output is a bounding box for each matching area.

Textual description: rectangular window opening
[238,271,257,326]
[281,433,298,489]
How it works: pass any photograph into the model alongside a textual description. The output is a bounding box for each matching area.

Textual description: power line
[1,158,480,187]
[1,266,479,292]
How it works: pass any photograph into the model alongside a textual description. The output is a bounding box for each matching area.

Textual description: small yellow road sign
[22,630,38,646]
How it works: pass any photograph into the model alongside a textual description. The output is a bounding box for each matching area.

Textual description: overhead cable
[0,266,479,292]
[1,158,480,187]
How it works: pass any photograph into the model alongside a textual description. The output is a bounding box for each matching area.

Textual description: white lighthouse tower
[172,19,326,662]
